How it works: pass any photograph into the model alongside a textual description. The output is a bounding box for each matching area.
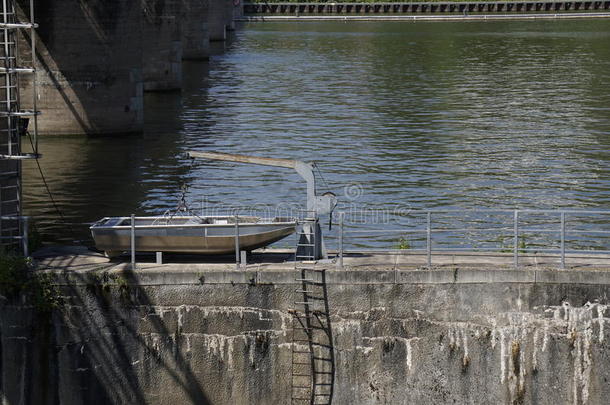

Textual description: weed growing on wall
[0,254,61,312]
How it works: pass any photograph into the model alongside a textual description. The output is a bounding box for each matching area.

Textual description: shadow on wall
[17,0,144,135]
[0,270,212,404]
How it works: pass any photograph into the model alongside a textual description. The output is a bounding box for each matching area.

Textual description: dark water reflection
[22,20,610,246]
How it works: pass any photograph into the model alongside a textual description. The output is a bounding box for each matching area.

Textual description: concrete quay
[0,246,605,404]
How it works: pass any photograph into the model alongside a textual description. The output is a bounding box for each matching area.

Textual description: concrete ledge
[36,246,610,286]
[46,267,610,287]
[536,270,610,284]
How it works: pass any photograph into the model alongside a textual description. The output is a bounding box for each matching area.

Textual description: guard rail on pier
[244,1,610,15]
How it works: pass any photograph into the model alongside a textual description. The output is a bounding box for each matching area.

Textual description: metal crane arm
[188,151,317,215]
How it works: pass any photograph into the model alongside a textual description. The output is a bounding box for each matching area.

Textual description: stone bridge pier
[142,0,183,91]
[14,0,236,135]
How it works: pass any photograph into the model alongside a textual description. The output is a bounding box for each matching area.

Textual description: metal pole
[513,210,519,269]
[337,212,344,269]
[131,214,136,270]
[426,211,431,268]
[30,0,38,155]
[234,215,240,269]
[560,211,566,269]
[22,216,28,257]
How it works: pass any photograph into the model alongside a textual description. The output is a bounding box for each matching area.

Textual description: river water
[22,20,610,249]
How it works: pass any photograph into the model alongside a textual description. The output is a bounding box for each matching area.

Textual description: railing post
[131,214,136,270]
[426,211,432,268]
[560,211,566,269]
[513,210,519,269]
[234,215,240,269]
[337,212,344,269]
[22,216,29,257]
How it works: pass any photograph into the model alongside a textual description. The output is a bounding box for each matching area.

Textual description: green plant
[0,254,61,313]
[0,254,30,297]
[396,237,410,250]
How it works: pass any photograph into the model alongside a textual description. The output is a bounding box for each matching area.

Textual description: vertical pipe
[337,212,344,269]
[3,0,13,156]
[234,215,240,269]
[560,211,566,269]
[514,210,519,269]
[131,214,136,270]
[426,211,431,268]
[29,0,38,155]
[22,216,28,257]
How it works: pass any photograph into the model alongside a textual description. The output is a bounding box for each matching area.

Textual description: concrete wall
[180,0,211,60]
[2,267,610,404]
[16,0,144,135]
[142,0,183,92]
[208,0,235,41]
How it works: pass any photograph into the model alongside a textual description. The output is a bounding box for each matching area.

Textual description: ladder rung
[312,357,333,362]
[313,371,333,375]
[0,67,35,74]
[314,383,333,386]
[0,23,37,29]
[294,301,324,306]
[297,243,315,247]
[299,281,324,286]
[0,110,40,116]
[0,172,18,177]
[304,296,326,301]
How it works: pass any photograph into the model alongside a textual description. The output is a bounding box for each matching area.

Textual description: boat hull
[90,216,296,255]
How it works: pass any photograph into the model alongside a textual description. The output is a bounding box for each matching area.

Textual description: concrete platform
[33,246,610,286]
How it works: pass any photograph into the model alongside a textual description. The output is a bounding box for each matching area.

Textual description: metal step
[0,67,34,74]
[0,23,37,29]
[0,109,40,116]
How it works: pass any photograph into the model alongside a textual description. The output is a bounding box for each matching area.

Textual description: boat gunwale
[89,216,298,230]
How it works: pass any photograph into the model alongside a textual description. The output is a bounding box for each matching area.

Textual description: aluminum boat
[90,215,297,258]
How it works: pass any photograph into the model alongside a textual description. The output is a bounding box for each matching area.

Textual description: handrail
[333,209,610,270]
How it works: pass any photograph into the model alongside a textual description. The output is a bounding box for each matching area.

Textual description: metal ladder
[0,0,39,253]
[291,218,335,405]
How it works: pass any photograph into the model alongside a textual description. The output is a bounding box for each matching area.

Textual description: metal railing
[332,209,610,270]
[0,215,29,256]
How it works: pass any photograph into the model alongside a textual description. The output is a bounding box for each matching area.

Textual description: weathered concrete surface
[3,248,610,404]
[16,0,144,135]
[142,0,183,91]
[180,0,211,59]
[208,0,236,41]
